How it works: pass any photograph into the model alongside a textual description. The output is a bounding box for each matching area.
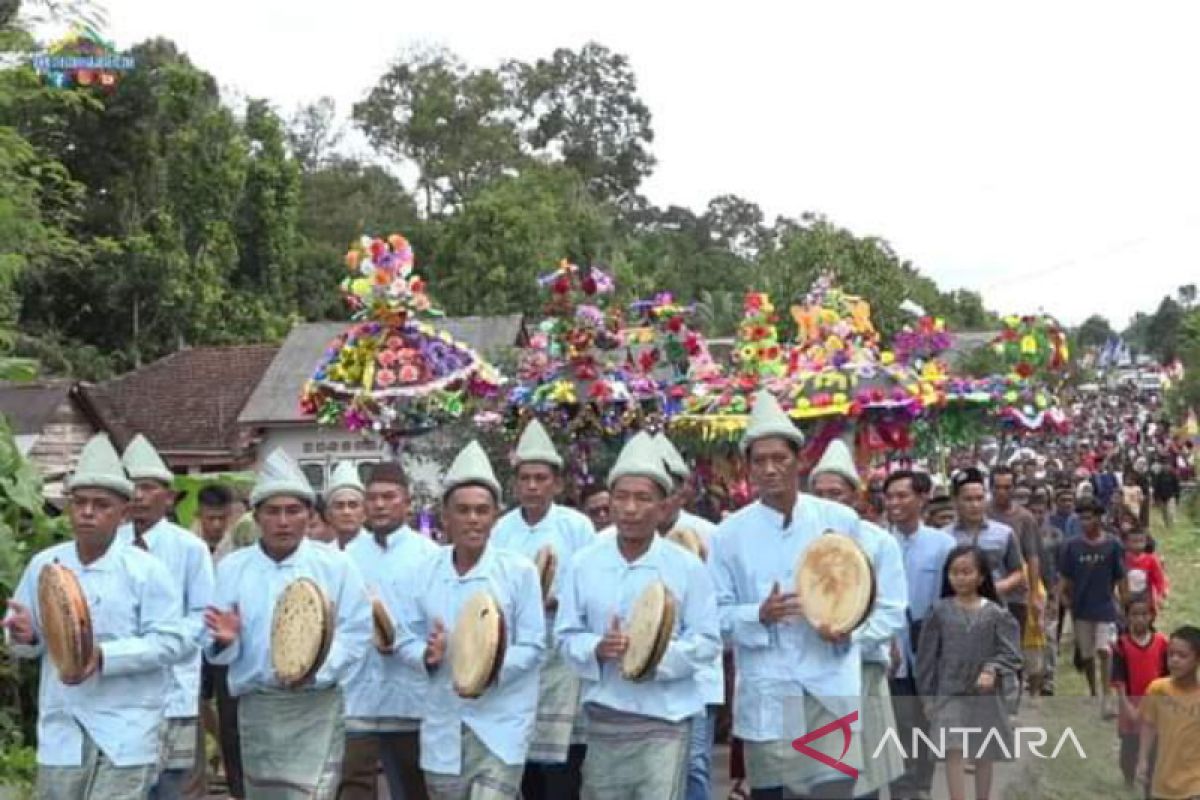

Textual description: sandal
[728,778,750,800]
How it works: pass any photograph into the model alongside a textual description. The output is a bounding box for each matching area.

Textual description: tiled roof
[81,345,278,454]
[0,381,76,435]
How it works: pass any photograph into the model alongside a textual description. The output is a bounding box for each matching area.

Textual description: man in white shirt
[397,441,546,799]
[119,434,215,800]
[491,419,594,799]
[712,391,866,800]
[341,460,439,800]
[557,432,720,800]
[808,440,908,800]
[203,450,372,799]
[4,434,192,800]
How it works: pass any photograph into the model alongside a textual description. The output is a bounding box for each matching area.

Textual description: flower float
[990,315,1070,380]
[300,234,500,443]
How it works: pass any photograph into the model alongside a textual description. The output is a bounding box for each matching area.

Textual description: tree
[1076,314,1115,349]
[1178,283,1196,310]
[287,96,342,173]
[505,42,654,203]
[427,164,616,314]
[1145,296,1184,363]
[757,214,913,337]
[702,194,767,259]
[354,46,523,215]
[233,98,300,311]
[292,158,421,320]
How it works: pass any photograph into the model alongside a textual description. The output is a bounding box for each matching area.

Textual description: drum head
[37,563,92,681]
[665,528,708,561]
[795,532,875,636]
[621,581,675,681]
[451,591,505,699]
[271,578,333,686]
[534,546,557,598]
[371,596,396,651]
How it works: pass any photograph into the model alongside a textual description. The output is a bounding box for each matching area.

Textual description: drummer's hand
[816,622,849,645]
[424,618,447,668]
[595,615,629,662]
[2,600,35,645]
[759,582,802,624]
[203,604,241,647]
[279,671,315,691]
[977,669,996,692]
[61,647,101,685]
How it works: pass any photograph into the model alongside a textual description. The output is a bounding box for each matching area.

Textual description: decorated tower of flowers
[300,234,500,446]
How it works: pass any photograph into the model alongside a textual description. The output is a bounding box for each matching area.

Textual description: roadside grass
[1005,504,1200,800]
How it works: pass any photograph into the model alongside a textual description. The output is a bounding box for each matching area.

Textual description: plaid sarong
[527,647,582,764]
[581,704,690,800]
[158,716,199,772]
[853,663,905,795]
[240,687,344,799]
[745,694,864,795]
[37,727,156,800]
[424,725,522,800]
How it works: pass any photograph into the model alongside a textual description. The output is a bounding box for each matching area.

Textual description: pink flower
[376,369,397,387]
[387,336,405,350]
[377,350,398,367]
[398,365,421,383]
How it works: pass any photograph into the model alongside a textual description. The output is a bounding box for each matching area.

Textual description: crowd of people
[1,384,1198,800]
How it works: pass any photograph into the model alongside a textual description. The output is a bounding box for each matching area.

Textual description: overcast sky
[81,0,1200,327]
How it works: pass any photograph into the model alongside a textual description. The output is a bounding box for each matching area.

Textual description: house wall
[28,400,97,500]
[255,423,467,508]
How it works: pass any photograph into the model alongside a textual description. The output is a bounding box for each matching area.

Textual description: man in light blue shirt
[4,433,192,800]
[491,419,594,799]
[203,449,372,799]
[339,460,440,800]
[397,440,545,799]
[882,469,955,800]
[557,431,720,800]
[809,439,908,800]
[118,433,215,799]
[711,391,866,800]
[654,432,724,800]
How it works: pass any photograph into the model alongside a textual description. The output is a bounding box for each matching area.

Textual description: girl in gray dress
[917,545,1023,800]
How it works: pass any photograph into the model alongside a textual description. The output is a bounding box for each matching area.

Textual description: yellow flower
[880,351,895,365]
[1020,335,1038,354]
[549,381,576,404]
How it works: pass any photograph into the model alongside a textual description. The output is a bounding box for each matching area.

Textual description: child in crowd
[917,545,1022,800]
[1120,525,1168,616]
[1136,626,1200,800]
[1110,597,1169,793]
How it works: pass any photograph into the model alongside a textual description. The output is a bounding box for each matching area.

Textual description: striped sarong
[424,725,522,800]
[581,704,690,800]
[853,663,904,796]
[240,686,344,799]
[527,647,582,763]
[37,727,156,800]
[745,694,864,795]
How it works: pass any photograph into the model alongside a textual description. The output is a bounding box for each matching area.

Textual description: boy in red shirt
[1121,527,1168,614]
[1111,597,1169,793]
